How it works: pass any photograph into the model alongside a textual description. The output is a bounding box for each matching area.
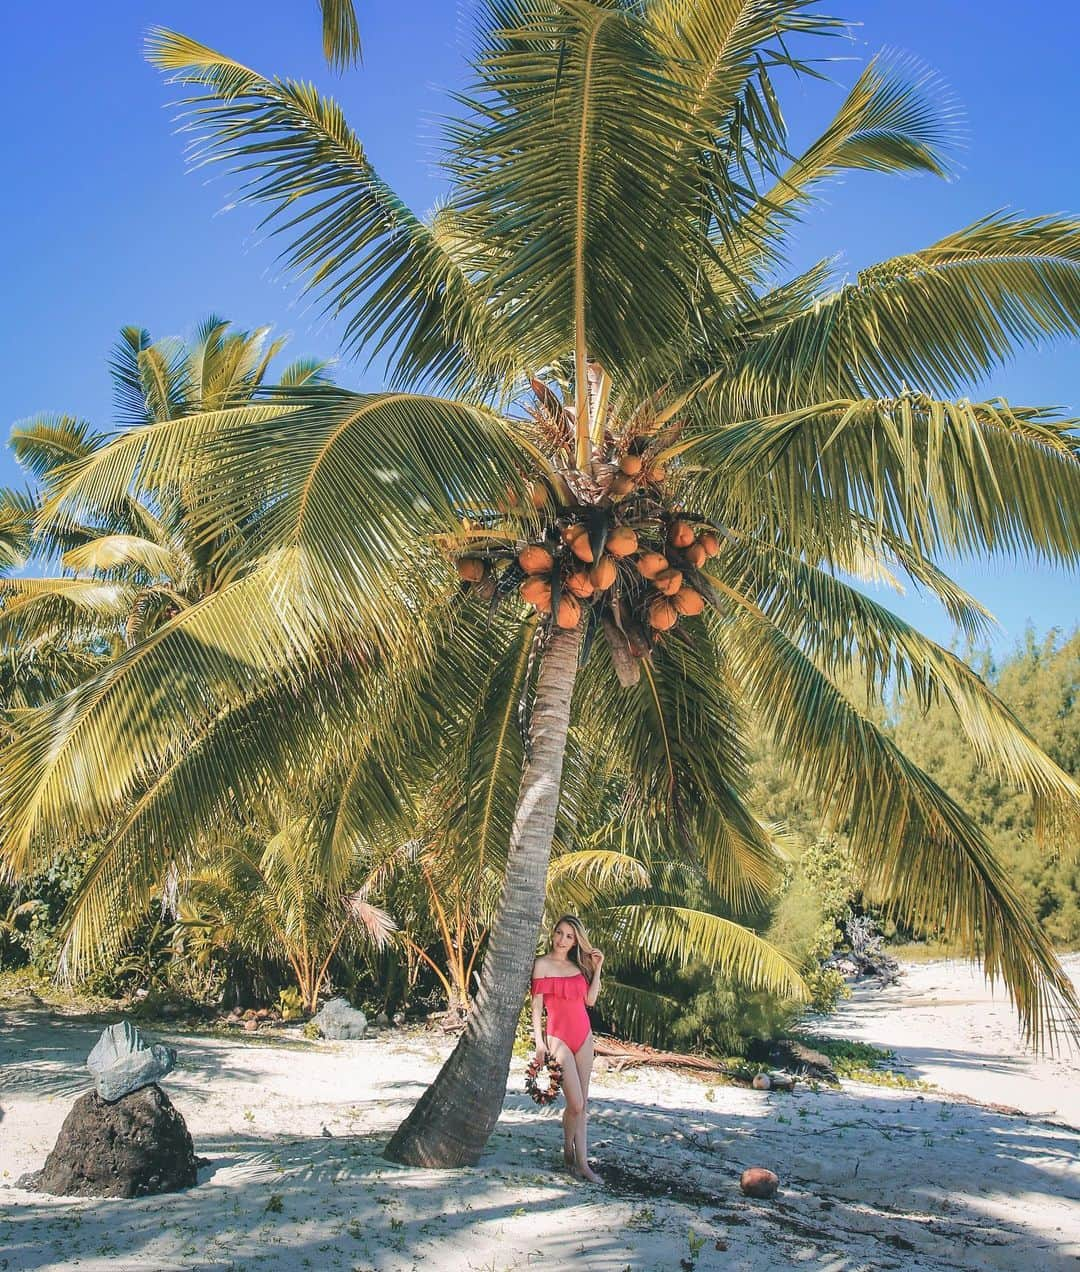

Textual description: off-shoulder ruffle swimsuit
[531,971,591,1053]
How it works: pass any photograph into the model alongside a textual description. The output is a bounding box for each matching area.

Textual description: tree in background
[895,630,1080,947]
[0,317,330,708]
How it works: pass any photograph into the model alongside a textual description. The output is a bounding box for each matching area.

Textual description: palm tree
[0,317,329,693]
[4,2,1080,1172]
[178,785,397,1014]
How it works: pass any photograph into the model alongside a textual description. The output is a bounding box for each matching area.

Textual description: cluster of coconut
[455,515,720,637]
[516,523,638,628]
[634,519,719,630]
[607,449,665,501]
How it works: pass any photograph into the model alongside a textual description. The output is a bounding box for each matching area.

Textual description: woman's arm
[532,992,546,1055]
[585,950,604,1006]
[531,959,546,1056]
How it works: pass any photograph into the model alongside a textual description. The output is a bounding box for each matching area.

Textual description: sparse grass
[0,967,117,1012]
[798,1035,936,1091]
[887,939,963,963]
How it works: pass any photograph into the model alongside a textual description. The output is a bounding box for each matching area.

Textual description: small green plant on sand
[681,1227,706,1270]
[798,1035,936,1090]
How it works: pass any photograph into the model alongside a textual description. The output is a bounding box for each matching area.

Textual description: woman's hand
[534,1042,548,1065]
[591,949,605,970]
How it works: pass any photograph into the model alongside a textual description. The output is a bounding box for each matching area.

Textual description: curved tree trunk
[384,623,581,1166]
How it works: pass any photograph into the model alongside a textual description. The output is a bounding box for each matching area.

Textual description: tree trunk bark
[383,623,581,1166]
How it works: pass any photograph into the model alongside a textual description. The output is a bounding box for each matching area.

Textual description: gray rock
[768,1040,839,1086]
[87,1021,176,1102]
[375,1010,390,1026]
[35,1085,197,1198]
[312,997,367,1040]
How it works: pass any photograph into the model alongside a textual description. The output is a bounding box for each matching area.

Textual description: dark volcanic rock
[768,1040,839,1086]
[37,1084,197,1198]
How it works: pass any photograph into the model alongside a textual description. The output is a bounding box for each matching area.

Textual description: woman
[531,914,605,1183]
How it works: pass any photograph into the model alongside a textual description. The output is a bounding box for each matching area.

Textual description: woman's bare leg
[571,1034,601,1183]
[546,1036,582,1169]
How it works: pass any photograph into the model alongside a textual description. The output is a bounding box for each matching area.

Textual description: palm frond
[0,489,36,571]
[545,848,651,915]
[577,626,780,910]
[723,541,1080,836]
[682,394,1080,565]
[10,416,107,484]
[455,0,712,417]
[61,535,184,581]
[0,559,348,877]
[716,52,958,285]
[318,0,361,70]
[145,29,503,391]
[0,577,135,644]
[718,214,1080,407]
[600,903,807,999]
[723,612,1080,1043]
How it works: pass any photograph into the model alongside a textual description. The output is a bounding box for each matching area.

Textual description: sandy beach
[1,958,1078,1271]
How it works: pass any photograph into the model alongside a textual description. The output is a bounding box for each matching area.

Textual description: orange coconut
[456,557,486,583]
[647,597,678,630]
[564,570,595,599]
[519,544,555,574]
[699,531,721,557]
[669,520,695,549]
[589,555,617,590]
[672,587,705,616]
[570,534,594,563]
[654,568,684,597]
[606,526,638,558]
[636,551,669,579]
[528,481,550,509]
[609,474,637,500]
[684,542,708,567]
[646,463,666,484]
[520,577,552,611]
[556,593,581,629]
[618,453,643,476]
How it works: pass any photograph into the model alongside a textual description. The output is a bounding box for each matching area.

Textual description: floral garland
[524,1053,564,1106]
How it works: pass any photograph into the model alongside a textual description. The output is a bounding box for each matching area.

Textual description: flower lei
[525,1053,564,1106]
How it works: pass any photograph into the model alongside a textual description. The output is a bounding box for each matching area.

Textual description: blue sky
[2,1,1078,657]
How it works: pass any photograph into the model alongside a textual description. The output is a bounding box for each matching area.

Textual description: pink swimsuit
[531,971,592,1053]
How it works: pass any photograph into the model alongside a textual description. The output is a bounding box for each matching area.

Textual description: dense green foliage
[894,628,1080,947]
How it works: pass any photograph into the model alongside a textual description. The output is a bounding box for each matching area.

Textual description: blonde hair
[551,914,597,983]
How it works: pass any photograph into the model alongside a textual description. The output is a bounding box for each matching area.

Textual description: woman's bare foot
[575,1161,603,1185]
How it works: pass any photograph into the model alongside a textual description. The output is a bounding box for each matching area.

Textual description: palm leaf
[145,29,503,390]
[723,612,1080,1043]
[717,214,1080,408]
[715,52,958,286]
[318,0,361,70]
[681,395,1080,565]
[721,541,1080,839]
[599,903,807,999]
[61,535,184,581]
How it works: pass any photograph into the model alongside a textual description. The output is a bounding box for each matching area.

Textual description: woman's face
[551,922,578,956]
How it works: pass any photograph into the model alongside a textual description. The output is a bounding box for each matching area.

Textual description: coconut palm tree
[4,2,1080,1172]
[0,317,330,694]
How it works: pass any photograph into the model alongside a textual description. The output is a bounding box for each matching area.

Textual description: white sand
[1,959,1078,1271]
